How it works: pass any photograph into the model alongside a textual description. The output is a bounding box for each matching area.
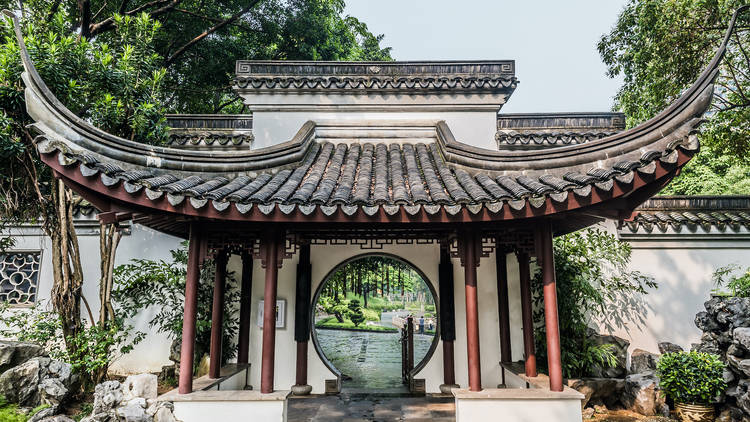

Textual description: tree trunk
[49,179,84,353]
[99,222,121,326]
[399,266,404,296]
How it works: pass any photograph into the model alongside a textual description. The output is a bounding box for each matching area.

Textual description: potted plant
[656,351,726,422]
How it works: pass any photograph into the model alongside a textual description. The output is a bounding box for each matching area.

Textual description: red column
[178,224,202,394]
[496,247,511,364]
[540,222,563,392]
[295,342,308,386]
[442,341,456,386]
[208,249,228,379]
[237,252,253,365]
[463,232,482,392]
[260,229,281,394]
[517,251,537,377]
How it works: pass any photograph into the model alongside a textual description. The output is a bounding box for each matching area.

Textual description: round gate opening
[311,254,439,390]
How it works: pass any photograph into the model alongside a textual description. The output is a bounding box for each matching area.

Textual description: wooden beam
[539,221,563,392]
[260,228,282,394]
[517,251,537,377]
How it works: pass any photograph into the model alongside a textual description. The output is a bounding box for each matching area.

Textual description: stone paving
[315,311,435,389]
[288,394,456,422]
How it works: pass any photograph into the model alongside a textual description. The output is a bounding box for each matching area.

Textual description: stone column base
[439,383,460,394]
[291,384,312,396]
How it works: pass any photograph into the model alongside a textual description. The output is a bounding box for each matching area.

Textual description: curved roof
[5,7,744,233]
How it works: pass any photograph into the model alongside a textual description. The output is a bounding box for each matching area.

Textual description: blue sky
[344,0,629,113]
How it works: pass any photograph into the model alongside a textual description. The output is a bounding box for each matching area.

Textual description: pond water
[315,311,435,389]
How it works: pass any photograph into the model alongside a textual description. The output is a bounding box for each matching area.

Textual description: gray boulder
[695,311,721,332]
[567,377,624,409]
[122,373,158,401]
[115,402,149,422]
[716,297,750,328]
[39,378,68,405]
[657,342,683,354]
[736,327,750,351]
[0,341,46,375]
[0,356,41,405]
[153,406,177,422]
[47,361,73,385]
[28,405,59,422]
[92,381,124,415]
[39,417,75,422]
[622,372,666,416]
[630,349,659,374]
[588,331,630,378]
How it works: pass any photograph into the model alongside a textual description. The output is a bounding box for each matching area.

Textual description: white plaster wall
[251,111,498,150]
[448,250,523,391]
[598,221,750,356]
[455,397,582,422]
[1,221,182,375]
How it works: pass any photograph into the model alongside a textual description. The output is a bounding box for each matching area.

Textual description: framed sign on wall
[257,299,286,328]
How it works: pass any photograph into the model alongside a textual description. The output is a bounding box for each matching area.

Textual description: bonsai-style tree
[657,351,726,405]
[348,299,365,327]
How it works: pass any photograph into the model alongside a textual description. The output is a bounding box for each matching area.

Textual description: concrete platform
[287,394,455,421]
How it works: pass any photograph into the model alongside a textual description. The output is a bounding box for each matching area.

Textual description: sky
[344,0,629,113]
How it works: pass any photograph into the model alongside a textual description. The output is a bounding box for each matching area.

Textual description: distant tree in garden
[348,299,365,327]
[598,0,750,194]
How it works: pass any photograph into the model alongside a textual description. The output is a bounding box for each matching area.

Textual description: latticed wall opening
[0,252,41,306]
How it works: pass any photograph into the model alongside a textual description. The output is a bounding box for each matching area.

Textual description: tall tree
[598,0,750,194]
[0,0,390,354]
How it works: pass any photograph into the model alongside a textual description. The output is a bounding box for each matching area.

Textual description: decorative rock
[588,330,630,378]
[115,402,149,422]
[735,327,750,351]
[146,401,173,417]
[92,380,124,414]
[122,374,158,401]
[47,361,72,386]
[153,406,177,422]
[0,356,41,405]
[28,405,59,422]
[581,407,595,419]
[0,341,46,375]
[127,397,147,408]
[567,378,624,409]
[37,416,75,422]
[695,311,721,332]
[622,372,666,416]
[657,342,683,354]
[39,378,68,405]
[724,368,736,384]
[630,349,659,374]
[593,404,608,414]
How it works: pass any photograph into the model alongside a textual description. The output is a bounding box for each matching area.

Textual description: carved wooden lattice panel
[0,252,41,306]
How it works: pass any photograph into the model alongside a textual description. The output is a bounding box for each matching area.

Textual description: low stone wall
[693,295,750,421]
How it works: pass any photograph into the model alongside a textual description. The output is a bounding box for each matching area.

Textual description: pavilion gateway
[6,8,734,422]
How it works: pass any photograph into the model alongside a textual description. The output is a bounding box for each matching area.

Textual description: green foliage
[532,228,657,378]
[347,299,365,327]
[65,320,145,387]
[0,395,27,422]
[0,301,143,386]
[598,0,750,193]
[113,242,240,367]
[361,308,380,322]
[712,263,750,297]
[72,402,94,422]
[315,316,397,332]
[0,301,66,357]
[657,351,726,404]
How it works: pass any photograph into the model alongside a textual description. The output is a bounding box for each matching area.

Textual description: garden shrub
[348,299,365,327]
[113,242,240,368]
[532,228,657,378]
[713,264,750,297]
[657,351,726,404]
